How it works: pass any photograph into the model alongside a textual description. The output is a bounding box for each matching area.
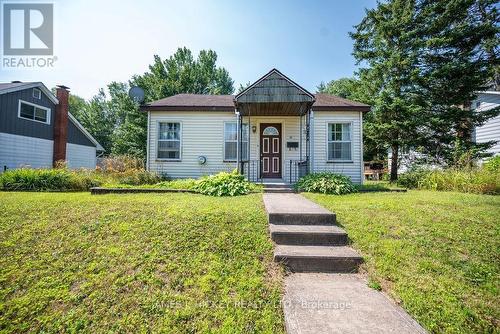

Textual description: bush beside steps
[295,172,357,195]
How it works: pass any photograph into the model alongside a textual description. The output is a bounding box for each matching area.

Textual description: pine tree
[416,0,500,165]
[351,0,423,180]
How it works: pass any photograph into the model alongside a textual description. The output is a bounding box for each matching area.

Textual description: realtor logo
[2,3,53,56]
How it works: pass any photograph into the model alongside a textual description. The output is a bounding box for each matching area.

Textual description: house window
[224,122,248,161]
[18,100,50,124]
[262,126,279,136]
[327,123,352,161]
[158,122,181,160]
[33,88,42,99]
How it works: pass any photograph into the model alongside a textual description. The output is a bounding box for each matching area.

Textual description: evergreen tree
[350,0,422,180]
[416,0,500,165]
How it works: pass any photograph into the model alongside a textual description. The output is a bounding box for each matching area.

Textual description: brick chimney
[53,85,70,167]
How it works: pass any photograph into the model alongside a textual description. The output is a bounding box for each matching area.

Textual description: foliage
[397,167,499,194]
[69,89,117,153]
[483,155,500,172]
[0,168,99,191]
[415,0,500,165]
[0,164,163,191]
[305,191,500,333]
[295,172,357,195]
[0,192,284,333]
[396,167,434,189]
[350,0,423,181]
[192,170,252,196]
[155,179,197,189]
[68,48,235,160]
[347,0,500,177]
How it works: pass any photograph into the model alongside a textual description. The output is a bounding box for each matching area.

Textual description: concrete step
[270,224,348,246]
[274,245,362,273]
[263,194,336,225]
[269,212,336,225]
[264,187,294,193]
[263,183,292,189]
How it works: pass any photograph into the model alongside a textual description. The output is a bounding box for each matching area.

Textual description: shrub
[193,170,251,196]
[397,167,500,195]
[396,168,433,189]
[156,179,197,190]
[0,168,100,191]
[295,172,357,195]
[483,156,500,172]
[0,166,163,191]
[97,154,145,172]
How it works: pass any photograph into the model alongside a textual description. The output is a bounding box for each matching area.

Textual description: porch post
[309,108,314,173]
[305,109,310,167]
[239,112,244,173]
[235,109,240,173]
[247,113,251,179]
[299,110,303,160]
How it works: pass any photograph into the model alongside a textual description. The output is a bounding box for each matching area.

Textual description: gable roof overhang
[0,82,59,104]
[234,69,315,116]
[140,69,371,114]
[0,81,105,151]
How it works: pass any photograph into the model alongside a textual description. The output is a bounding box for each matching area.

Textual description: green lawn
[304,190,500,334]
[0,192,284,333]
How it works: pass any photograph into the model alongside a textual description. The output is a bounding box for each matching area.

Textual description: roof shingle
[142,93,370,112]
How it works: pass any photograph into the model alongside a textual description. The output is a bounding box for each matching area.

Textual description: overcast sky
[2,0,376,99]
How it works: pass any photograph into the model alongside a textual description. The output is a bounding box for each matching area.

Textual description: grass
[304,190,500,334]
[0,192,284,333]
[357,180,406,192]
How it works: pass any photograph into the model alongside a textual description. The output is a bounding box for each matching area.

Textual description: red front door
[260,123,282,178]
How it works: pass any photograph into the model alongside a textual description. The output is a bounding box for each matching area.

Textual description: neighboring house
[0,82,104,171]
[141,69,370,184]
[389,91,500,174]
[473,91,500,157]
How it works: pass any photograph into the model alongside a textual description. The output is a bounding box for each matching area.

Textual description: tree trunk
[390,144,399,182]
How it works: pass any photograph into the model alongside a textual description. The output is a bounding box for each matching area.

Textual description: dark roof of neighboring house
[142,93,371,112]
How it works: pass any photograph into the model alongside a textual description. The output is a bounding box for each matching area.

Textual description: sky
[1,0,376,99]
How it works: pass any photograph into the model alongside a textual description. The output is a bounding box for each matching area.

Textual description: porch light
[252,125,257,133]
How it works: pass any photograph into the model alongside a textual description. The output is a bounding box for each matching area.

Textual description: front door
[260,123,282,178]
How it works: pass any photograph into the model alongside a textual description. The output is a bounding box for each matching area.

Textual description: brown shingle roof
[142,93,370,112]
[313,93,370,111]
[145,94,234,111]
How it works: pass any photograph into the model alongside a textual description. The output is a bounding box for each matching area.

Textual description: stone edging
[90,187,196,195]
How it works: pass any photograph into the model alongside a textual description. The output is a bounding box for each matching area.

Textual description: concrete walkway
[263,193,426,334]
[283,274,426,334]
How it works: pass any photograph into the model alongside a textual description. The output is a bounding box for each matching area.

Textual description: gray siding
[0,87,96,147]
[68,120,94,147]
[0,88,55,140]
[474,92,500,156]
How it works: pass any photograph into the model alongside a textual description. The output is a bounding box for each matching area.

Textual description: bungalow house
[141,69,370,184]
[0,82,104,171]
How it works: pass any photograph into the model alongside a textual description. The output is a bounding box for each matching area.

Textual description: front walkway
[262,193,426,334]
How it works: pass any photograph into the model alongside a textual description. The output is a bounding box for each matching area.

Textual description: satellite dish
[128,86,145,104]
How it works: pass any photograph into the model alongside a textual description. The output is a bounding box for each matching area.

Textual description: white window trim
[33,88,42,99]
[156,121,182,161]
[326,122,353,162]
[224,121,249,162]
[17,99,51,125]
